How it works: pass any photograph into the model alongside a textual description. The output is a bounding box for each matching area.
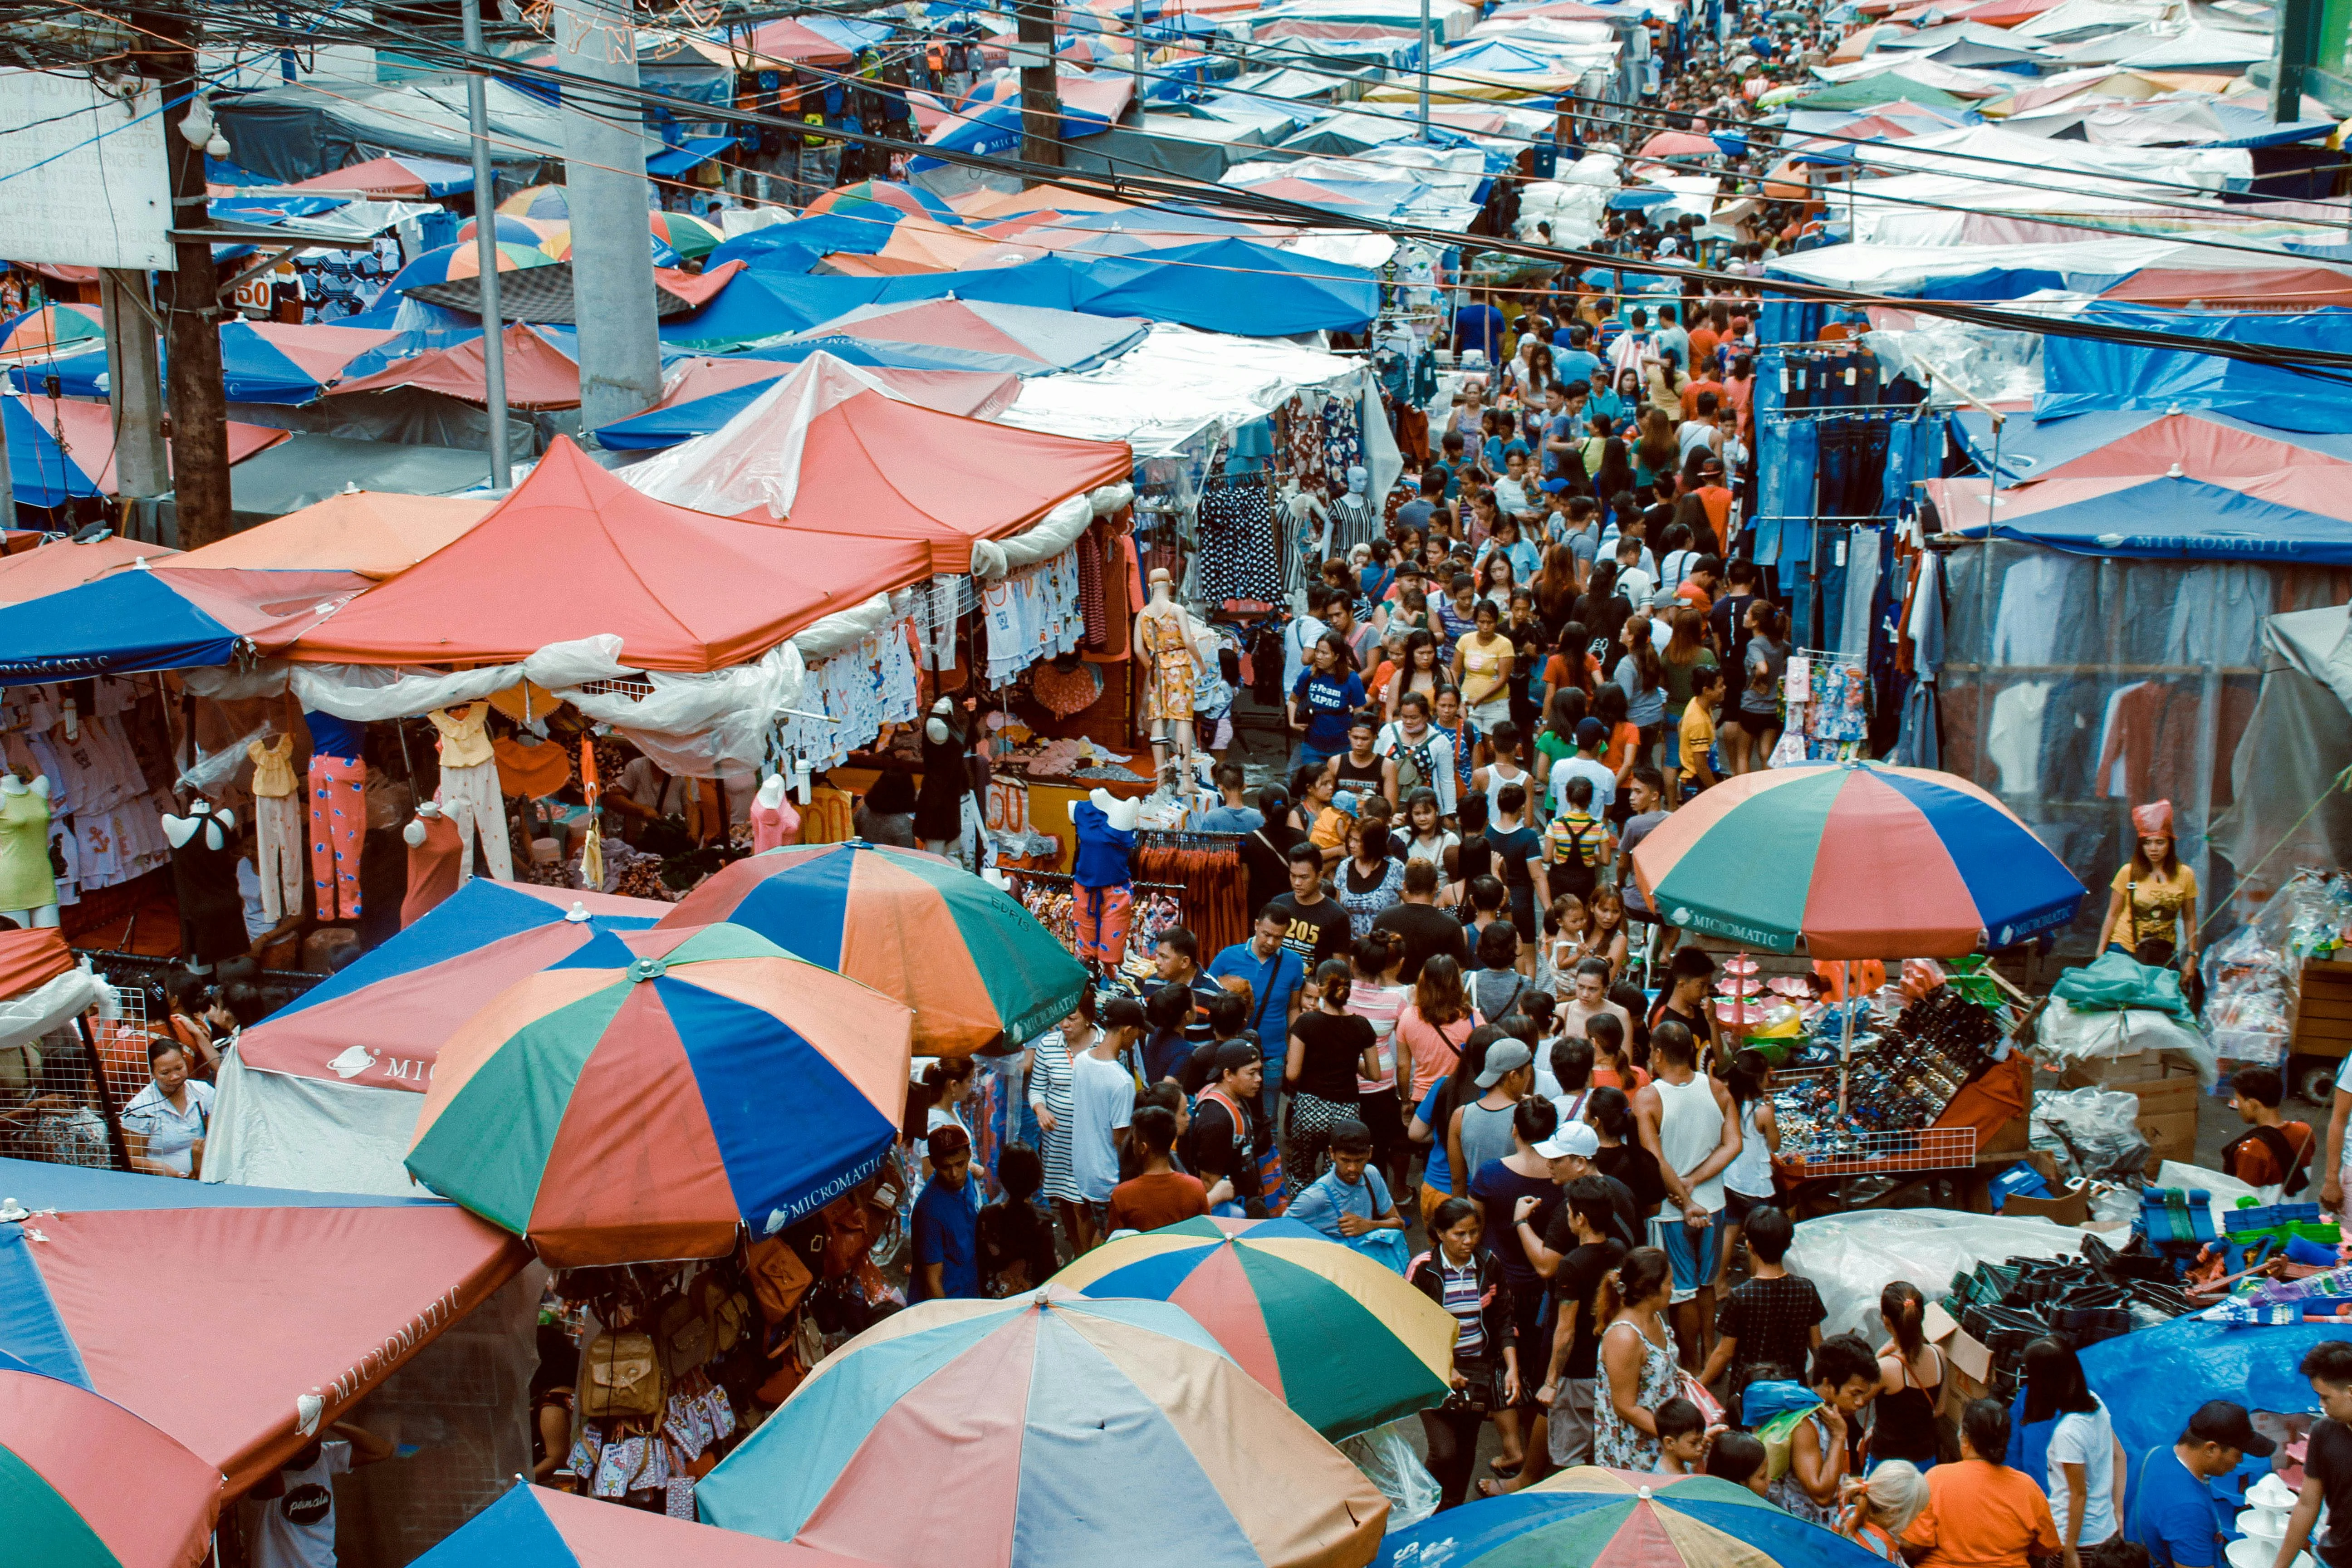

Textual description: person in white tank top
[1634,1018,1741,1365]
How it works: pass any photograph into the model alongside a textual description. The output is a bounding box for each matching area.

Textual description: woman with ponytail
[1284,957,1379,1196]
[1873,1281,1945,1470]
[1594,1246,1681,1471]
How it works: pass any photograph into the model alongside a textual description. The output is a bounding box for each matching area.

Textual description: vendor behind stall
[2093,800,2196,978]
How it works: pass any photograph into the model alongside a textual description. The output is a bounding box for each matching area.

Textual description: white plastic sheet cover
[997,323,1369,456]
[2033,995,2219,1086]
[201,1043,427,1197]
[0,961,108,1055]
[620,352,914,519]
[1788,1208,2084,1342]
[1339,1419,1443,1531]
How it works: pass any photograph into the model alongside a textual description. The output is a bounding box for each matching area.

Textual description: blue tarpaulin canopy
[0,565,367,682]
[2039,304,2352,432]
[664,240,1378,346]
[1947,472,2352,563]
[646,135,735,177]
[1950,408,2352,484]
[8,320,412,406]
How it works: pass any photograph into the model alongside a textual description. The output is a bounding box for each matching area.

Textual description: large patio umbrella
[1377,1468,1886,1568]
[1630,760,2083,1111]
[696,1289,1390,1568]
[411,1480,876,1568]
[1,1367,223,1568]
[659,842,1088,1055]
[1050,1216,1457,1440]
[405,922,914,1266]
[1629,760,2083,959]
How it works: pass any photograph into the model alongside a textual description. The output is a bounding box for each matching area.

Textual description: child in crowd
[1653,1397,1710,1475]
[2223,1066,2315,1192]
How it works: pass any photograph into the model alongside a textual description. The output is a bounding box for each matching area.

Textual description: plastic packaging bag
[2034,996,2218,1088]
[2031,1087,2152,1184]
[1338,1418,1441,1532]
[1786,1209,2084,1341]
[2051,951,2195,1025]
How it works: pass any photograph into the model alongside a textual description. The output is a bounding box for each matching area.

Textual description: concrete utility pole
[142,7,235,547]
[1418,0,1433,139]
[553,0,663,436]
[98,270,169,500]
[1015,0,1063,167]
[460,0,511,487]
[2273,0,2320,121]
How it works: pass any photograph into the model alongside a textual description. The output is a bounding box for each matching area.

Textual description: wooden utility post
[1015,0,1063,168]
[140,6,234,547]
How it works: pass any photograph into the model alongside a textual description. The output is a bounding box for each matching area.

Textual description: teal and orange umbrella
[388,240,557,294]
[1050,1215,1458,1439]
[1,1367,222,1568]
[648,209,724,261]
[1378,1468,1886,1568]
[404,922,914,1267]
[660,842,1088,1056]
[1628,760,2085,959]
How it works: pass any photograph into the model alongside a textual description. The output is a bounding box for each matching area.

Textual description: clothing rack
[1134,831,1248,953]
[1135,828,1245,851]
[1757,406,1929,424]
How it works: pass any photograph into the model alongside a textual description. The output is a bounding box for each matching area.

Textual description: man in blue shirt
[2130,1401,2270,1568]
[1453,290,1505,363]
[1207,909,1310,1112]
[911,1125,981,1299]
[1554,325,1603,391]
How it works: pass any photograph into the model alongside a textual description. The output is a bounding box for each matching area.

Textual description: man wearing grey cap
[2134,1401,2272,1568]
[1450,1035,1535,1196]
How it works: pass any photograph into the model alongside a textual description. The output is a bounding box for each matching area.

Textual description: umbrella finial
[565,902,591,922]
[1638,1485,1654,1501]
[628,956,669,982]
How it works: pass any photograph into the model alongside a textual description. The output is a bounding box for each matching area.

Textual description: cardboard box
[1982,1116,2030,1156]
[2004,1187,2092,1226]
[1924,1301,1994,1416]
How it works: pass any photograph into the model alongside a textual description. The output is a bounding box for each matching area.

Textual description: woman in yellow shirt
[1451,598,1515,734]
[2093,799,2197,973]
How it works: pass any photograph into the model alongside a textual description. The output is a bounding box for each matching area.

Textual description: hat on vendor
[2130,799,2174,839]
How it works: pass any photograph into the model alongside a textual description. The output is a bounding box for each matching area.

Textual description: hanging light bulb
[179,92,215,149]
[206,129,230,157]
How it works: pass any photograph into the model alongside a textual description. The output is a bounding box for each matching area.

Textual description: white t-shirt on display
[1067,1049,1136,1202]
[244,1439,352,1568]
[2046,1396,2121,1545]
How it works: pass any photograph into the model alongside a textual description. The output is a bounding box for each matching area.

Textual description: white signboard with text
[0,69,176,270]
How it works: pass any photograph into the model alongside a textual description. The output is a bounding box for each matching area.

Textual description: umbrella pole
[1838,959,1852,1117]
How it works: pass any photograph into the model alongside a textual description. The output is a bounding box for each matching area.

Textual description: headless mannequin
[750,774,800,854]
[401,801,463,929]
[162,800,242,974]
[1279,480,1331,589]
[0,772,59,930]
[1133,568,1209,782]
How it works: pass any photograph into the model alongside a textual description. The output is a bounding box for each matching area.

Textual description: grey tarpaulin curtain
[1937,540,2350,950]
[2211,605,2352,897]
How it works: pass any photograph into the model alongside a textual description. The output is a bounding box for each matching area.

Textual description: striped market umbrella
[404,922,914,1267]
[1377,1468,1887,1568]
[1,1367,222,1568]
[649,209,724,261]
[658,842,1088,1056]
[804,178,959,223]
[696,1289,1391,1568]
[388,240,556,294]
[497,183,571,220]
[1628,760,2085,959]
[1050,1216,1457,1440]
[455,213,564,246]
[0,303,103,361]
[412,1481,874,1568]
[539,227,681,268]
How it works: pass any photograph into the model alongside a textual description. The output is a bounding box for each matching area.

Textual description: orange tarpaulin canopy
[286,439,936,672]
[775,392,1132,572]
[2099,265,2352,309]
[279,157,451,198]
[330,324,582,409]
[167,491,496,579]
[0,535,176,607]
[0,926,73,1000]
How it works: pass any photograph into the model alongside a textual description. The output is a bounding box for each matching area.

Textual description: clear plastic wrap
[1337,1418,1441,1531]
[2201,869,2344,1066]
[2031,1086,2154,1183]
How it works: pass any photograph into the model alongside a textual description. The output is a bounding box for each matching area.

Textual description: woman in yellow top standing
[2093,799,2198,974]
[1451,598,1516,735]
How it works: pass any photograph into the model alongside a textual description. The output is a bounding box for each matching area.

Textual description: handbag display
[580,1331,665,1420]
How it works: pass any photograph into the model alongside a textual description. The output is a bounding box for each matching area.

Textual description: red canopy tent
[330,323,584,409]
[286,438,937,671]
[2098,265,2352,309]
[277,156,464,198]
[622,354,1133,574]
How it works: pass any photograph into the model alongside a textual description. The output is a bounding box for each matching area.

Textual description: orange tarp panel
[285,439,936,672]
[0,926,72,1000]
[168,491,496,579]
[329,324,581,409]
[0,536,176,607]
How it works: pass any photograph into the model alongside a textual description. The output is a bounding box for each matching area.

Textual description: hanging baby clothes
[245,733,303,924]
[164,802,245,966]
[749,788,799,853]
[430,701,514,884]
[304,709,367,920]
[1136,606,1203,725]
[402,811,463,929]
[1320,392,1365,493]
[1196,482,1282,607]
[1328,465,1377,558]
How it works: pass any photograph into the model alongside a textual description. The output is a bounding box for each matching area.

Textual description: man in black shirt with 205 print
[1266,842,1350,967]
